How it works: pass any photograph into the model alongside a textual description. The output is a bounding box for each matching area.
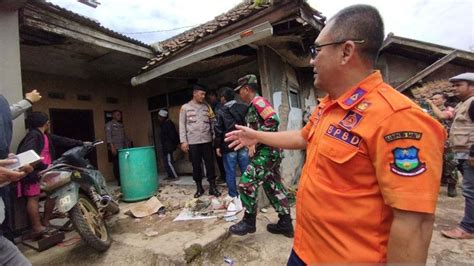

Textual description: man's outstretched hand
[225,125,259,151]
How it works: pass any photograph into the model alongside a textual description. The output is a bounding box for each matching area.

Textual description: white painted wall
[0,10,25,151]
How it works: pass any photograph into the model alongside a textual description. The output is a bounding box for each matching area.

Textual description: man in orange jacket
[225,4,445,265]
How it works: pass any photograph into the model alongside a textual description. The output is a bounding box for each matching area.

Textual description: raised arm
[10,90,41,119]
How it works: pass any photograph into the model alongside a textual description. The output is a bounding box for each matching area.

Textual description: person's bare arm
[427,100,450,120]
[225,125,307,150]
[387,208,435,263]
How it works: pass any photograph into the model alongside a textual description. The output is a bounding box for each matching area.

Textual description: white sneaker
[225,196,243,217]
[224,195,233,203]
[233,196,243,213]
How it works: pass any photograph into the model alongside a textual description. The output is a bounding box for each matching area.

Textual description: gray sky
[49,0,473,51]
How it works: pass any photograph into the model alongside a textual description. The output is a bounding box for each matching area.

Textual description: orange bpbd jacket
[294,71,445,264]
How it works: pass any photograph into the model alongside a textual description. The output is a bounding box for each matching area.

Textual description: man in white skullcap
[158,109,180,180]
[442,73,474,239]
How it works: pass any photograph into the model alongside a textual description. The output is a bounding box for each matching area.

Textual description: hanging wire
[121,25,198,35]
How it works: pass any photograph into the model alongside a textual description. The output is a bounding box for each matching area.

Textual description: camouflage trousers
[238,149,290,215]
[442,144,458,185]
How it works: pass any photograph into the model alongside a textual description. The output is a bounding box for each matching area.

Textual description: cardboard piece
[128,196,164,218]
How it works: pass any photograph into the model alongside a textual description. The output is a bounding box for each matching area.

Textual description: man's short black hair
[27,111,49,129]
[112,109,122,114]
[192,83,208,92]
[220,87,235,102]
[329,4,384,65]
[245,83,258,92]
[207,90,217,97]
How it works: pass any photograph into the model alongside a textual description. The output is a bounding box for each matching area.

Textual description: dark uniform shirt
[105,120,129,149]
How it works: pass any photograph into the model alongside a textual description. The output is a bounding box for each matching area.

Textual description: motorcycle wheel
[69,193,112,252]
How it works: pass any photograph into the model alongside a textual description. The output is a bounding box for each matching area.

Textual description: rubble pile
[411,79,456,99]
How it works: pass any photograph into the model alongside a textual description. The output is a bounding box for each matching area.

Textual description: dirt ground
[24,181,474,265]
[427,186,474,265]
[192,187,474,265]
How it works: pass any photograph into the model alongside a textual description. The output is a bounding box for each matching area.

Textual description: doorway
[151,110,165,173]
[49,109,97,167]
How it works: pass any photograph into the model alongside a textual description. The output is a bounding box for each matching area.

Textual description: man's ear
[341,41,356,65]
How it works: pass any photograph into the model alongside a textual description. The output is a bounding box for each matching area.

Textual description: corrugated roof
[29,0,151,48]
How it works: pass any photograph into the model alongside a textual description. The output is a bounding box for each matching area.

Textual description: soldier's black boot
[447,183,457,197]
[267,213,294,238]
[194,181,204,198]
[229,212,256,236]
[208,180,221,197]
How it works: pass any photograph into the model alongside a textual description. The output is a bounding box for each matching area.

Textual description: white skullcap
[449,73,474,83]
[158,109,168,117]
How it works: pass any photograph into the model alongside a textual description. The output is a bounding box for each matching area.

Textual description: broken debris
[126,196,165,218]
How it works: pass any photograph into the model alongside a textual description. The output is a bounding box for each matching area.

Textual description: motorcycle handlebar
[92,140,104,146]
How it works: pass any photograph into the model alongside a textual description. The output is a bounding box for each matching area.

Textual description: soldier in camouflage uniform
[425,93,458,197]
[229,74,293,237]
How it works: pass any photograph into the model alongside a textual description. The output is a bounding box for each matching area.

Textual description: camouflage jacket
[246,95,283,160]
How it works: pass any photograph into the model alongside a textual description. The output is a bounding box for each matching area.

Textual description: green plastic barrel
[118,146,158,202]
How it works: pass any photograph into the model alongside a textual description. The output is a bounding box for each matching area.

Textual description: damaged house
[378,33,474,99]
[4,0,472,195]
[132,0,325,187]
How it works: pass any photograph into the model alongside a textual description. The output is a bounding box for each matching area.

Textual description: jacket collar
[334,70,384,110]
[224,100,236,107]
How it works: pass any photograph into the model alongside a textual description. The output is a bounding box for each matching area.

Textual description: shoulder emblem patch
[253,97,276,119]
[255,99,266,108]
[384,131,422,143]
[338,111,363,131]
[343,88,367,106]
[390,146,426,177]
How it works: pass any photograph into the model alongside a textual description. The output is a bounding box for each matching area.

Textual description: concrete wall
[0,10,25,151]
[21,71,151,180]
[377,53,427,87]
[257,46,310,187]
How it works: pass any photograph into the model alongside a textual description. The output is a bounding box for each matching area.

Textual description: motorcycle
[38,140,119,252]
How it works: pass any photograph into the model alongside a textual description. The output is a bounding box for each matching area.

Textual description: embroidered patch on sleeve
[254,98,276,119]
[384,131,422,143]
[256,99,266,108]
[390,146,426,177]
[260,107,276,119]
[338,111,363,131]
[325,124,362,147]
